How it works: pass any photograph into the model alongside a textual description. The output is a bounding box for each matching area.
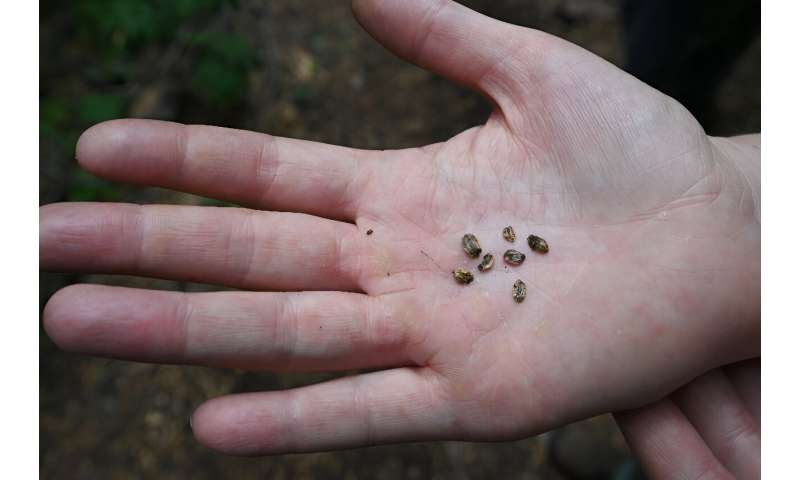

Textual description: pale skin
[40,0,760,476]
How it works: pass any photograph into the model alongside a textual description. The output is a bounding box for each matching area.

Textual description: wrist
[706,134,761,361]
[711,134,761,223]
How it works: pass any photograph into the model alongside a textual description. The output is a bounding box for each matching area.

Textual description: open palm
[41,0,760,455]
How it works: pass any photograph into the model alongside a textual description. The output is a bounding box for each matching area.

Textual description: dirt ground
[40,1,759,478]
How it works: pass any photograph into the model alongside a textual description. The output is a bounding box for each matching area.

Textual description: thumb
[351,0,572,105]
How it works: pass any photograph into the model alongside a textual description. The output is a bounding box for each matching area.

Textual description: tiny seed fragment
[462,233,482,258]
[527,234,549,253]
[503,249,526,266]
[366,229,373,235]
[512,279,527,303]
[477,253,495,272]
[453,268,474,284]
[502,226,516,242]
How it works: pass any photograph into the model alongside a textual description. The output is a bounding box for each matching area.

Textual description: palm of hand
[41,0,759,454]
[358,54,750,434]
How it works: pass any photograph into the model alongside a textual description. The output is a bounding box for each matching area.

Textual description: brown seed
[453,268,474,284]
[503,249,526,266]
[477,253,495,272]
[502,226,516,242]
[366,229,373,235]
[462,233,482,258]
[512,279,527,303]
[527,234,549,253]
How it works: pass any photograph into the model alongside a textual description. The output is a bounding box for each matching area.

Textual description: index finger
[76,119,380,221]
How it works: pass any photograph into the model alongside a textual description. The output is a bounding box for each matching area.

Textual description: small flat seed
[503,249,526,266]
[453,268,474,284]
[477,253,495,272]
[462,233,482,258]
[527,234,549,253]
[512,279,527,303]
[502,226,516,242]
[366,229,373,235]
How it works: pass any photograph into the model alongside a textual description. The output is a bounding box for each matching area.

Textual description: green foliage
[199,197,237,207]
[40,97,71,140]
[72,0,253,110]
[41,97,70,128]
[40,97,82,158]
[42,78,128,154]
[191,31,255,66]
[291,85,314,109]
[44,0,256,205]
[171,0,228,18]
[189,32,256,107]
[78,94,129,126]
[77,0,158,52]
[41,93,125,200]
[66,170,124,202]
[41,93,127,163]
[76,0,233,53]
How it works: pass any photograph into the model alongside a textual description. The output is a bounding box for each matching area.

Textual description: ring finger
[43,284,419,372]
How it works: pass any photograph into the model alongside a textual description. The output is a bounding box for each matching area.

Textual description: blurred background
[40,0,759,478]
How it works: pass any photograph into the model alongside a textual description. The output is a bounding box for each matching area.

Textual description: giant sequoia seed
[527,235,549,253]
[502,226,516,243]
[453,268,474,284]
[462,233,482,258]
[477,254,495,272]
[512,279,527,303]
[503,249,526,266]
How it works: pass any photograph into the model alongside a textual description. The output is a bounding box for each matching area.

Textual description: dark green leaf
[78,94,128,126]
[67,170,124,202]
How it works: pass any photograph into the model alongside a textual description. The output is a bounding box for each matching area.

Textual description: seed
[502,226,516,242]
[503,249,526,266]
[477,253,495,272]
[453,268,474,284]
[366,229,373,235]
[512,279,527,303]
[462,233,482,258]
[527,234,549,253]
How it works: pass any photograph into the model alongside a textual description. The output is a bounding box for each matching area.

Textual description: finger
[40,202,368,292]
[191,368,451,455]
[43,284,415,372]
[352,0,572,104]
[724,358,760,427]
[674,370,760,479]
[615,399,735,480]
[76,119,377,220]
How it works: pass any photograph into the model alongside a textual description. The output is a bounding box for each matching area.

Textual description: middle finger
[40,202,372,291]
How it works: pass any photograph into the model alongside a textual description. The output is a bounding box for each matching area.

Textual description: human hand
[615,359,760,479]
[41,0,760,455]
